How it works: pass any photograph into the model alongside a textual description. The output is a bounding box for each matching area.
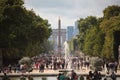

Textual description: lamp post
[0,49,2,67]
[118,45,120,67]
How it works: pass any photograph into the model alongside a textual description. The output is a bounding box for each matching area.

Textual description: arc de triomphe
[49,29,66,54]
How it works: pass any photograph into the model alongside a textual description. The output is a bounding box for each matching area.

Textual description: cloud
[24,0,74,9]
[24,0,120,29]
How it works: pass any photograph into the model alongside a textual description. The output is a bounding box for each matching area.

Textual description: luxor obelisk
[58,17,61,54]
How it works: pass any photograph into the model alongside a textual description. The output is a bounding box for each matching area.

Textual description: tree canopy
[0,0,52,65]
[76,5,120,59]
[77,16,99,53]
[100,8,120,59]
[103,5,120,19]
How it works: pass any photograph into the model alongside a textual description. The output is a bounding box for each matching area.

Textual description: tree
[77,5,120,59]
[100,14,120,59]
[0,0,51,65]
[100,5,120,59]
[83,25,104,56]
[77,16,98,54]
[103,5,120,19]
[41,40,54,54]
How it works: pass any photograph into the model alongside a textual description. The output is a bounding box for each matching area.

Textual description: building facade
[73,21,79,37]
[67,26,74,41]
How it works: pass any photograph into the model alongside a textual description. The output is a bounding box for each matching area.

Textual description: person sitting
[79,75,84,80]
[28,75,33,80]
[71,70,78,80]
[110,72,116,80]
[2,73,10,80]
[104,71,111,80]
[59,73,65,80]
[20,74,26,80]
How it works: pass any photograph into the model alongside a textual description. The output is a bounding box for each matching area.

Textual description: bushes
[90,57,103,71]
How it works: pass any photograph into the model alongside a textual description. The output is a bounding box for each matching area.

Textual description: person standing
[39,63,44,73]
[57,73,62,80]
[114,61,118,73]
[88,70,93,79]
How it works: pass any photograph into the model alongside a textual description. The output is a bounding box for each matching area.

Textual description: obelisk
[58,17,61,54]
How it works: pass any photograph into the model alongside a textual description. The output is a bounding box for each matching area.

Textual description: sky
[24,0,120,29]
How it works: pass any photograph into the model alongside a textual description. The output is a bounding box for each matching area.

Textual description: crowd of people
[32,54,90,72]
[57,69,117,80]
[57,70,78,80]
[0,54,90,73]
[0,54,119,80]
[87,70,116,80]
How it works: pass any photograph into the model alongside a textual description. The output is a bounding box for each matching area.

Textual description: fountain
[59,41,72,73]
[63,41,72,70]
[59,41,72,75]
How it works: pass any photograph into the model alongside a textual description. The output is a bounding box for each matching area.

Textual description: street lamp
[118,45,120,68]
[0,50,2,67]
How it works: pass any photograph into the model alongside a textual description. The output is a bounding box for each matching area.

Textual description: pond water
[10,76,120,80]
[10,77,56,80]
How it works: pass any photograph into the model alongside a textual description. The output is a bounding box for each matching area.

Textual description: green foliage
[72,38,78,51]
[77,5,120,60]
[0,0,52,65]
[103,5,120,19]
[78,16,102,55]
[24,42,42,57]
[41,40,54,53]
[100,14,120,59]
[90,57,103,70]
[100,5,120,59]
[83,26,104,56]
